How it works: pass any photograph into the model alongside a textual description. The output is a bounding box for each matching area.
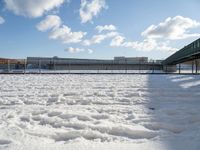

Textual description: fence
[0,58,164,74]
[0,58,199,74]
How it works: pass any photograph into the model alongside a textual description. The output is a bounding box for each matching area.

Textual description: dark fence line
[0,60,199,74]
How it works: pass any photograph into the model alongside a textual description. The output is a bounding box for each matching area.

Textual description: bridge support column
[178,64,181,74]
[195,59,198,74]
[163,65,177,73]
[192,61,194,74]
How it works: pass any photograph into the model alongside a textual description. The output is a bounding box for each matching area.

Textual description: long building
[114,57,148,63]
[26,56,162,70]
[0,56,163,72]
[0,58,25,70]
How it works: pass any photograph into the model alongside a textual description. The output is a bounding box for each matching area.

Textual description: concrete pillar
[178,64,181,74]
[192,61,194,74]
[195,60,198,74]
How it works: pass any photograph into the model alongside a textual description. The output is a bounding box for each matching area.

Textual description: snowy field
[0,74,200,150]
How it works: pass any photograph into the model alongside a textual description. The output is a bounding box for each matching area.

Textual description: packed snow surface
[0,74,200,150]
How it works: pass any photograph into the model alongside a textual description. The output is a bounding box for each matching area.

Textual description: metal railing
[0,58,164,74]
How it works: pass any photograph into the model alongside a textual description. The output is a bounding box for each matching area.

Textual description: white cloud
[66,47,85,53]
[142,16,200,40]
[0,16,5,24]
[124,39,178,52]
[49,25,87,44]
[110,35,125,47]
[96,24,116,33]
[80,0,106,23]
[37,15,86,44]
[110,36,178,52]
[4,0,65,18]
[122,39,158,51]
[65,47,93,54]
[83,32,118,46]
[36,15,62,31]
[83,23,177,52]
[83,35,105,45]
[109,16,200,52]
[88,49,93,54]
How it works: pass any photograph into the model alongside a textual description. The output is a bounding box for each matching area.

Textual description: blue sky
[0,0,200,60]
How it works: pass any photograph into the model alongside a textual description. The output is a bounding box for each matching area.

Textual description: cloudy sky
[0,0,200,59]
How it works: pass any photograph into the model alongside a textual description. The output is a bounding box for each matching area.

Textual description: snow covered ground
[0,74,200,150]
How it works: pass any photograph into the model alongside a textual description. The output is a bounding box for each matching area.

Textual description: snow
[0,74,200,150]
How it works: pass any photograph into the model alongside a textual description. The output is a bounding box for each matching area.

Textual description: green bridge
[162,38,200,73]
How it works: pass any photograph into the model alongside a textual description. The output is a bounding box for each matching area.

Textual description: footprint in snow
[0,139,12,145]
